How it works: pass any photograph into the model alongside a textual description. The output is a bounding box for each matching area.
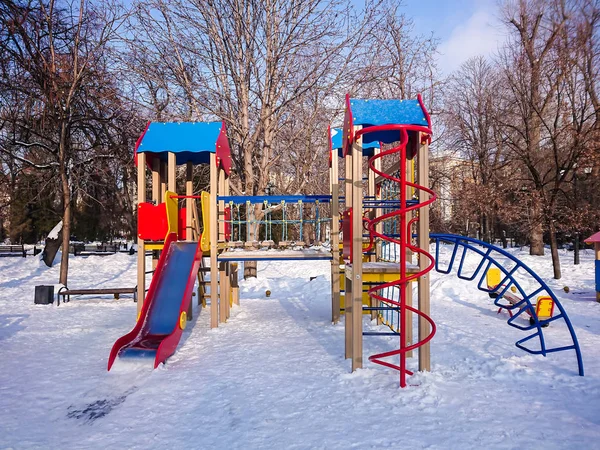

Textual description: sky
[398,0,507,75]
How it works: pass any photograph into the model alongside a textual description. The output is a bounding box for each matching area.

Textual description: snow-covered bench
[57,286,137,304]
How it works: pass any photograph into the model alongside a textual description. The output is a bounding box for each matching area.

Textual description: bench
[57,286,137,304]
[486,268,554,325]
[71,243,123,256]
[0,244,26,257]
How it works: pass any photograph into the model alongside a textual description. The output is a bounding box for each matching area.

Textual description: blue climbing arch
[431,233,584,376]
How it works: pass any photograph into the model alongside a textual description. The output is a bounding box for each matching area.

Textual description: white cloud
[437,10,504,75]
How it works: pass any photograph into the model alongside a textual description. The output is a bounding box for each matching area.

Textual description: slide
[108,233,202,370]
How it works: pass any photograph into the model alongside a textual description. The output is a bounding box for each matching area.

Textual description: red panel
[178,207,187,240]
[138,202,168,241]
[134,121,153,170]
[216,121,232,176]
[224,206,231,241]
[342,208,352,263]
[342,94,353,157]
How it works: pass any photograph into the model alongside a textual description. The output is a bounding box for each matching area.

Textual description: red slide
[108,233,202,370]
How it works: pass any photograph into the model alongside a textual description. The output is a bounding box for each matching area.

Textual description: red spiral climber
[358,124,437,388]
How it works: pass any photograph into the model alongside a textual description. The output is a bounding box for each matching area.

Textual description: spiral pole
[359,125,437,387]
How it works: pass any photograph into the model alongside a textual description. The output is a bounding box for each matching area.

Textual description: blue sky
[387,0,506,74]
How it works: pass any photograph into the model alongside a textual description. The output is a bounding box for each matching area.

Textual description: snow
[0,247,599,449]
[46,221,63,240]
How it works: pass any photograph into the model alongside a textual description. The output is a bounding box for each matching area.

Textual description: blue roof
[137,122,223,165]
[349,98,429,145]
[331,127,379,157]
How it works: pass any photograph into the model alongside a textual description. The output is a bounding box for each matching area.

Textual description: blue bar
[218,195,331,204]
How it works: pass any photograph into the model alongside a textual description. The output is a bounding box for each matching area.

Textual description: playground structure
[584,231,600,302]
[107,95,584,382]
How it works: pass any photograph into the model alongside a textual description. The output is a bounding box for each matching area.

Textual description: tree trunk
[529,200,544,256]
[574,233,580,265]
[243,203,262,279]
[548,219,561,279]
[243,260,257,279]
[59,124,71,285]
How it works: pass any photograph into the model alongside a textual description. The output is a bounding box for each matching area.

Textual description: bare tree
[0,0,129,284]
[442,56,509,243]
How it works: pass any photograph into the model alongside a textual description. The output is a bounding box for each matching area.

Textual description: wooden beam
[160,161,167,198]
[375,160,400,185]
[344,150,353,360]
[210,154,219,328]
[168,152,176,192]
[406,155,413,358]
[152,158,161,204]
[218,169,225,242]
[151,158,161,272]
[137,153,147,315]
[331,150,340,324]
[186,162,193,241]
[596,243,600,302]
[373,147,383,324]
[351,126,363,371]
[186,162,194,321]
[219,261,228,323]
[417,133,431,371]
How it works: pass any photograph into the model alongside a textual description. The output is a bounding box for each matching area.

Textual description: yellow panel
[486,268,501,288]
[146,243,164,251]
[201,191,210,252]
[164,190,178,236]
[339,270,411,314]
[536,296,554,318]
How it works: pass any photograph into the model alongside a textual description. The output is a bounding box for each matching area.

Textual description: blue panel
[145,242,197,335]
[138,122,222,165]
[350,99,428,145]
[596,260,600,292]
[331,126,380,158]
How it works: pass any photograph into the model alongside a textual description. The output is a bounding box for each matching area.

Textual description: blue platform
[330,127,379,157]
[347,98,430,145]
[137,122,223,165]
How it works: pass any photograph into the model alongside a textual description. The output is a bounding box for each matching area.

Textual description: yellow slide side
[200,191,210,252]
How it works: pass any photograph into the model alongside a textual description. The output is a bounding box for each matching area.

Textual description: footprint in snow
[67,387,137,423]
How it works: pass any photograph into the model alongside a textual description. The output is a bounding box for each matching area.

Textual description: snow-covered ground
[0,246,599,449]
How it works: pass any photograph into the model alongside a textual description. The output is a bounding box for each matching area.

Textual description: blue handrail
[431,233,584,376]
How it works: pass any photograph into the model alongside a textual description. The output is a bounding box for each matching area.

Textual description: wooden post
[417,133,431,371]
[168,152,176,192]
[210,155,219,328]
[367,149,377,321]
[344,150,353,360]
[151,158,161,271]
[406,152,414,358]
[186,162,194,320]
[374,147,383,325]
[219,261,228,322]
[351,126,363,371]
[186,162,193,241]
[152,158,161,204]
[218,169,225,242]
[160,161,167,198]
[331,149,341,324]
[217,168,226,323]
[595,243,600,302]
[230,263,240,306]
[137,153,147,315]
